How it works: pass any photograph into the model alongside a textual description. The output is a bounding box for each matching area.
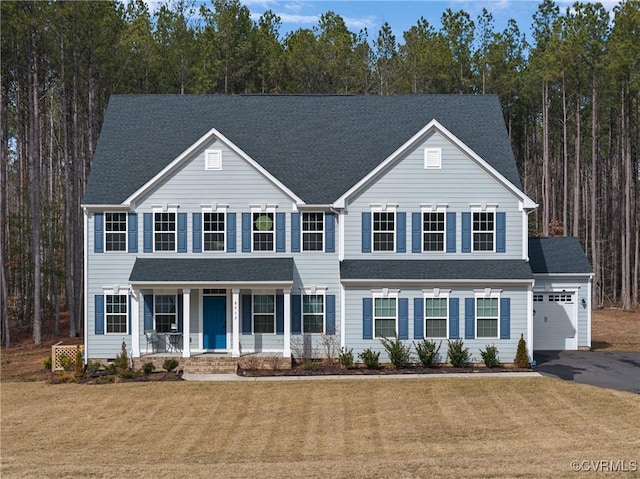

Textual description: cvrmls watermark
[571,460,638,473]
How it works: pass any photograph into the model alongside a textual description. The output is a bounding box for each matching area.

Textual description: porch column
[182,289,191,358]
[131,288,140,358]
[231,289,240,357]
[283,288,291,358]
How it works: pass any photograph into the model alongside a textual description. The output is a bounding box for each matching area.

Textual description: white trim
[334,119,537,209]
[527,284,534,354]
[83,208,89,363]
[338,211,345,261]
[232,289,240,357]
[152,207,178,253]
[202,206,228,253]
[182,289,191,358]
[131,288,140,357]
[252,293,277,335]
[251,209,276,253]
[470,207,497,253]
[124,128,304,205]
[420,206,448,253]
[103,211,128,253]
[424,148,442,169]
[473,290,501,340]
[587,277,592,348]
[198,292,204,350]
[283,289,291,357]
[205,149,222,170]
[102,290,130,335]
[301,291,327,334]
[371,207,397,253]
[341,279,534,286]
[340,283,346,349]
[371,291,399,339]
[422,289,451,339]
[301,211,325,252]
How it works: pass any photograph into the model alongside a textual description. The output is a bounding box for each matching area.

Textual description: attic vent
[424,148,442,169]
[205,150,222,170]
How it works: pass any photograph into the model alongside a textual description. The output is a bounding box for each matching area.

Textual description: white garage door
[533,293,577,350]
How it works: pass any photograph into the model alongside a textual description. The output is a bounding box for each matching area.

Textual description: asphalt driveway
[534,350,640,394]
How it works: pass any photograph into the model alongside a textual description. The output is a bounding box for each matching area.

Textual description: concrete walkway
[183,371,542,382]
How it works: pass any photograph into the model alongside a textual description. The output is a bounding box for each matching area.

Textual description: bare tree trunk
[573,96,581,238]
[622,83,632,310]
[542,82,550,236]
[591,78,599,307]
[562,74,568,236]
[0,73,10,347]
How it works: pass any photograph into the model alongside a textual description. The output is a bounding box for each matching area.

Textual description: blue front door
[203,296,226,349]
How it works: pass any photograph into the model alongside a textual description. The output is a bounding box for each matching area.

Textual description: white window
[423,289,450,338]
[205,149,222,170]
[373,291,398,338]
[303,294,325,333]
[154,209,177,252]
[105,212,127,252]
[105,294,127,334]
[203,211,225,252]
[302,212,324,251]
[252,211,275,252]
[475,289,500,339]
[253,294,275,334]
[373,211,395,252]
[424,148,442,169]
[533,294,544,302]
[472,211,495,252]
[155,294,177,333]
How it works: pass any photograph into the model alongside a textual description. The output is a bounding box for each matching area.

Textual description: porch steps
[182,356,239,374]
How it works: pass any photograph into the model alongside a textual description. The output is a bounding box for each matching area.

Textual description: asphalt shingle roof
[340,259,534,281]
[528,237,593,274]
[85,94,522,205]
[129,257,294,283]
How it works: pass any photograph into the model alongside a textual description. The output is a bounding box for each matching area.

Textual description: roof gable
[84,95,525,206]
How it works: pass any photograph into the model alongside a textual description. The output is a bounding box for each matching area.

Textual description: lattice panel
[52,343,84,371]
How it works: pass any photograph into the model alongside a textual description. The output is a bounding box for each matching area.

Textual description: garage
[533,292,577,350]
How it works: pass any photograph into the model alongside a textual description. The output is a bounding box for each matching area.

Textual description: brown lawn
[591,309,640,351]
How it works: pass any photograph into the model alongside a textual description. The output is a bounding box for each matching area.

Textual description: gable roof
[528,237,593,275]
[84,94,523,206]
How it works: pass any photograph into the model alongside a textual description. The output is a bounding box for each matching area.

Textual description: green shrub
[301,360,317,371]
[42,356,52,370]
[338,347,354,368]
[379,337,412,369]
[358,348,380,369]
[447,338,471,367]
[514,334,530,368]
[414,339,441,367]
[480,344,501,368]
[163,358,179,372]
[74,347,85,376]
[141,362,156,375]
[88,360,102,373]
[120,368,137,379]
[59,355,73,371]
[114,340,130,371]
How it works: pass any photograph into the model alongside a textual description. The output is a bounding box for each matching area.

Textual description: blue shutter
[462,212,471,253]
[227,212,236,252]
[396,212,406,253]
[95,295,104,335]
[449,298,459,339]
[291,295,301,334]
[446,212,456,253]
[242,295,252,334]
[177,294,184,332]
[326,294,336,334]
[177,212,187,253]
[143,213,152,253]
[276,212,286,252]
[144,294,153,330]
[128,295,132,335]
[242,213,251,252]
[412,212,421,253]
[128,213,138,253]
[276,294,284,334]
[362,297,373,339]
[414,298,424,339]
[465,298,475,339]
[192,213,202,253]
[500,297,511,339]
[325,212,335,253]
[398,298,408,339]
[361,212,371,253]
[94,213,104,253]
[291,212,300,253]
[496,212,506,253]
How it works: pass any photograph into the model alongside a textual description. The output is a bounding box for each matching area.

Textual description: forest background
[1,0,638,346]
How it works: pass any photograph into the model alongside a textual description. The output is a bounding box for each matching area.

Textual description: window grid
[253,295,275,333]
[476,297,498,338]
[303,295,324,333]
[106,294,127,334]
[373,212,395,252]
[302,212,324,251]
[473,212,494,252]
[423,212,445,252]
[533,294,544,302]
[425,297,447,338]
[253,212,275,251]
[204,212,225,251]
[105,213,127,252]
[154,212,176,251]
[155,295,176,333]
[374,297,396,338]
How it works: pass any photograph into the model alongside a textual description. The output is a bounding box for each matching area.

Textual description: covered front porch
[128,257,295,359]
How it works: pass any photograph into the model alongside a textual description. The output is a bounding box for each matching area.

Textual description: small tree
[414,339,441,367]
[514,334,530,368]
[338,347,354,368]
[114,340,130,371]
[380,337,412,369]
[447,338,470,367]
[359,348,380,369]
[74,346,85,376]
[480,344,501,368]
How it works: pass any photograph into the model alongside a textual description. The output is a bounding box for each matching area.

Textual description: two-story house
[82,95,593,366]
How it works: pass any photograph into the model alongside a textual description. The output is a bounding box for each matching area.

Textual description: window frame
[252,294,276,334]
[251,209,276,252]
[205,149,222,170]
[104,292,128,334]
[424,148,442,169]
[475,291,500,339]
[471,207,496,253]
[104,212,128,252]
[371,207,396,253]
[153,208,177,252]
[154,294,177,333]
[302,293,325,334]
[372,291,398,338]
[202,207,227,253]
[421,206,447,253]
[423,289,450,339]
[302,212,324,252]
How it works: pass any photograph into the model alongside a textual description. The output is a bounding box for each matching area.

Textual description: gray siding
[344,132,525,259]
